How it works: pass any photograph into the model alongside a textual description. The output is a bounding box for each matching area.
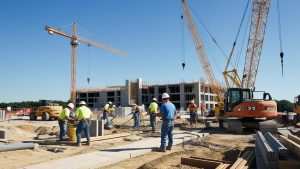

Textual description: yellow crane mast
[242,0,271,88]
[181,0,224,114]
[224,0,271,89]
[45,22,128,103]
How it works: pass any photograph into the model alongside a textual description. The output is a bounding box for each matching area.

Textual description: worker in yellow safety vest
[187,100,198,125]
[149,98,159,132]
[75,101,92,146]
[58,103,74,141]
[102,101,114,127]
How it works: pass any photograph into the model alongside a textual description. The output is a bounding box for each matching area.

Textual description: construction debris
[123,135,142,141]
[44,146,66,153]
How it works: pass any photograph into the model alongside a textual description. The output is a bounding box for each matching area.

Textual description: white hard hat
[152,98,157,102]
[162,93,170,99]
[108,101,112,104]
[67,103,74,109]
[79,101,86,105]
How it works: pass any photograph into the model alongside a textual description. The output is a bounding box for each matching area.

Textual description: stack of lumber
[279,134,300,159]
[181,156,230,169]
[229,151,255,169]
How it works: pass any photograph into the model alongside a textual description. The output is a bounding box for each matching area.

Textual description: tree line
[0,100,68,109]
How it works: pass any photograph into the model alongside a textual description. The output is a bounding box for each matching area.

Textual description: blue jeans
[150,115,156,131]
[133,113,140,127]
[102,112,111,125]
[58,119,67,141]
[160,120,174,148]
[76,121,90,144]
[190,111,196,124]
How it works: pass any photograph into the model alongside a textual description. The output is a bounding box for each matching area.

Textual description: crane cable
[187,6,223,74]
[189,6,230,67]
[87,45,91,84]
[181,11,186,70]
[233,0,251,70]
[234,4,251,70]
[277,0,284,77]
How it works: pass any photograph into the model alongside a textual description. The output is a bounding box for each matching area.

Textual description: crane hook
[182,63,185,70]
[280,52,284,77]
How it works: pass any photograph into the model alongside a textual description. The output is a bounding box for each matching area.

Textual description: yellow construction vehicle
[29,100,63,121]
[294,95,300,123]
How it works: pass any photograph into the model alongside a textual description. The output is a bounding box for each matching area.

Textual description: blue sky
[0,0,299,102]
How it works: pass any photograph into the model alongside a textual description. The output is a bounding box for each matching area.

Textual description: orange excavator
[181,0,277,133]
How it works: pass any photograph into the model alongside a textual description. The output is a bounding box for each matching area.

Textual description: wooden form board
[181,156,224,169]
[288,134,300,145]
[279,135,300,159]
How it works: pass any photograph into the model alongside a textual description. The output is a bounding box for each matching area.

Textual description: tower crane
[181,0,277,132]
[45,22,128,103]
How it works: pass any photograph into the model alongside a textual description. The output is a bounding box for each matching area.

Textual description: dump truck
[29,100,63,121]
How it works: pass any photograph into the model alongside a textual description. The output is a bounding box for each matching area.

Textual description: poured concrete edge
[24,130,208,169]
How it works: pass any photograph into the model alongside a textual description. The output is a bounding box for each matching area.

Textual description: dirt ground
[0,116,255,169]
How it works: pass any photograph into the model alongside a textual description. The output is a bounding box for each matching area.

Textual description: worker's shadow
[100,147,157,152]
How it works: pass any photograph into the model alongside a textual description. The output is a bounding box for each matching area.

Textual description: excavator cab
[224,88,252,112]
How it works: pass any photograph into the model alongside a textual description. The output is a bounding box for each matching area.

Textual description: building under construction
[75,78,217,110]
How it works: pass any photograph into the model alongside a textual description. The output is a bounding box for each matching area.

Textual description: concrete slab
[24,131,204,169]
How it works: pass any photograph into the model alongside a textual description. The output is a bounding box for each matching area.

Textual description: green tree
[275,100,294,112]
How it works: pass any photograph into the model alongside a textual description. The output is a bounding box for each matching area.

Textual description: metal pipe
[0,142,38,152]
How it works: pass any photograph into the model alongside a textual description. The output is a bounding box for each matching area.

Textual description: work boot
[76,143,81,147]
[86,142,91,146]
[157,147,166,152]
[166,145,172,150]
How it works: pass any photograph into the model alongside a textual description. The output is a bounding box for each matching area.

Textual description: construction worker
[57,103,74,141]
[75,101,92,146]
[158,93,176,152]
[132,104,141,128]
[149,98,159,132]
[187,100,198,125]
[103,101,113,127]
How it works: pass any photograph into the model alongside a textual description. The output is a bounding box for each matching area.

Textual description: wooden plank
[288,134,300,145]
[181,157,222,169]
[278,160,300,169]
[279,135,300,159]
[216,163,230,169]
[230,151,250,169]
[190,156,231,164]
[236,151,254,169]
